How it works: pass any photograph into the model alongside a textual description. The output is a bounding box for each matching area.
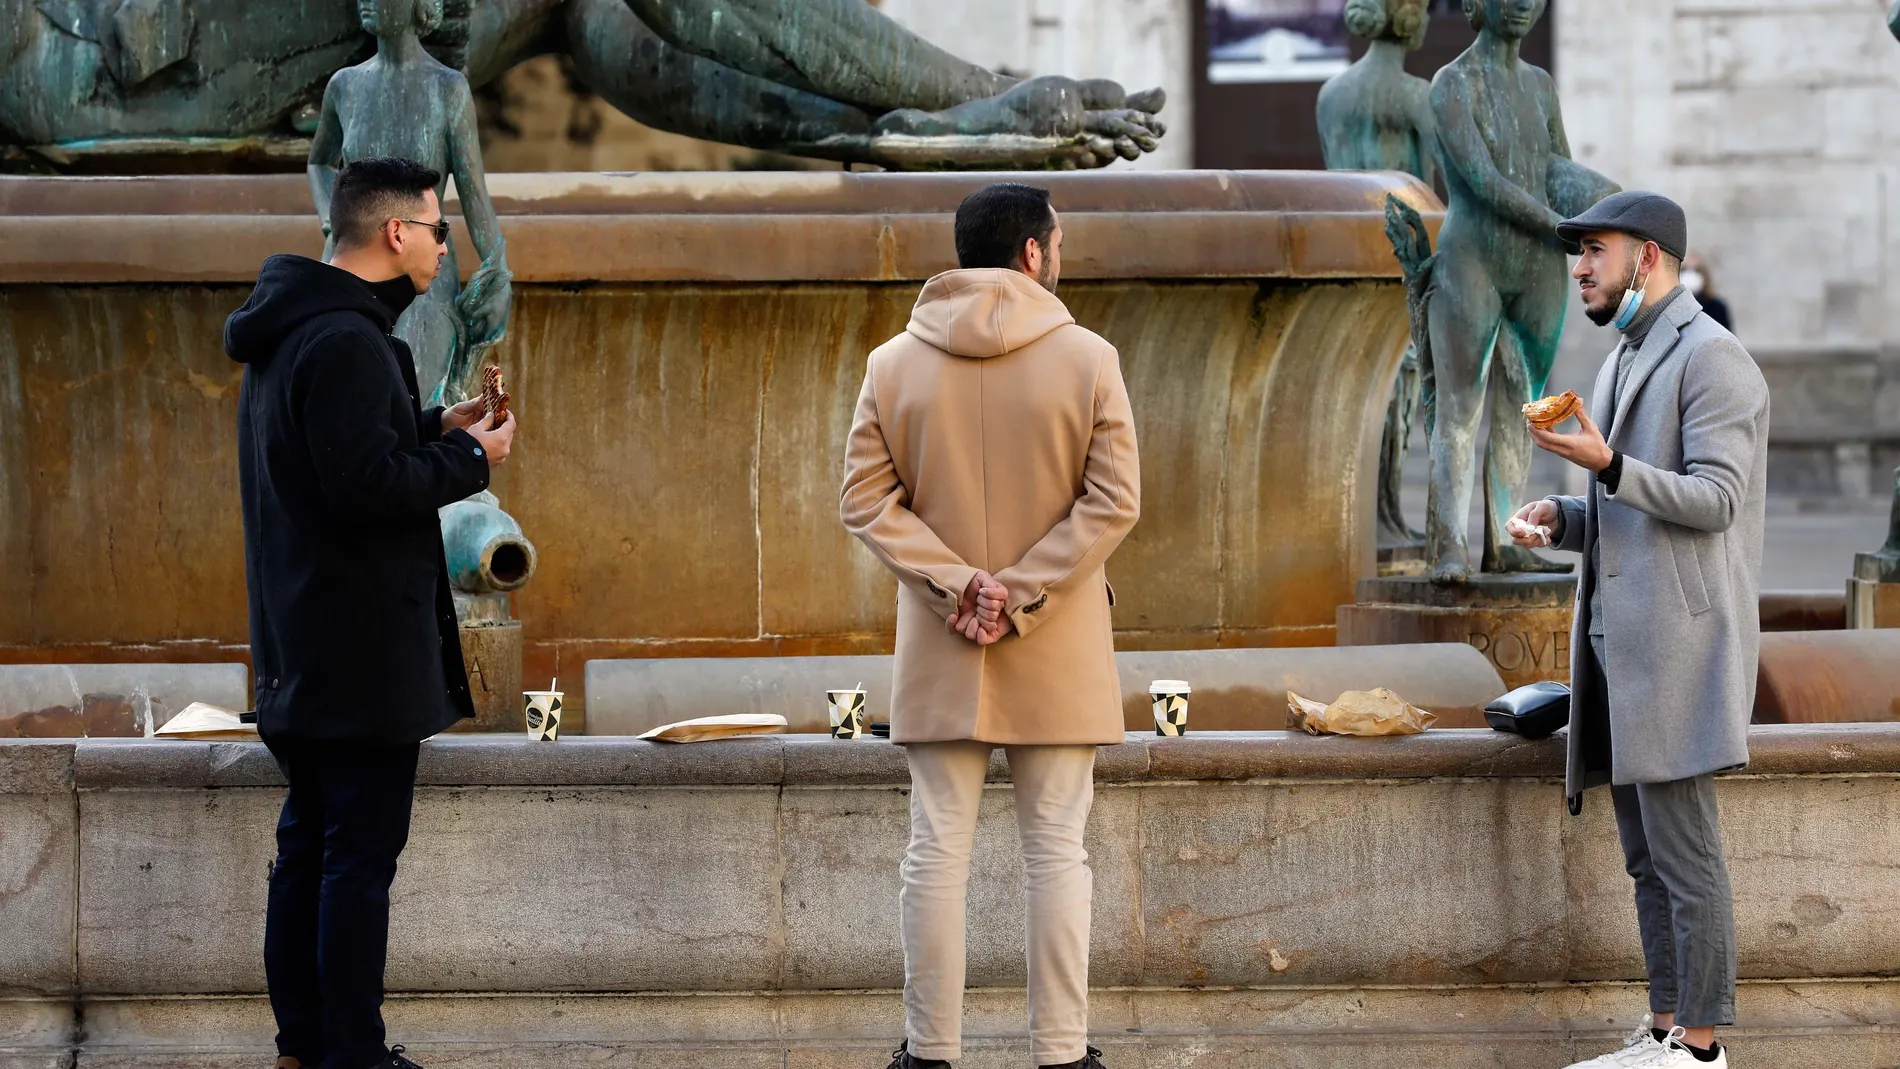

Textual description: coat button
[272,678,281,688]
[473,447,485,457]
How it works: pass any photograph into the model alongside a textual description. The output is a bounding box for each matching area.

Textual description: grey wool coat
[1548,293,1770,805]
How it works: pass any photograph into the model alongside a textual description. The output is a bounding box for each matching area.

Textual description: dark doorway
[1192,0,1556,171]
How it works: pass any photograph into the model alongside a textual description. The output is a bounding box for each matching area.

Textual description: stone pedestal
[1337,574,1577,692]
[1846,580,1900,629]
[452,592,524,733]
[1376,540,1427,578]
[1847,547,1900,629]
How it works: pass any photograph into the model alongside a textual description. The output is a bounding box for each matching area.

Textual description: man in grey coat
[1510,191,1769,1069]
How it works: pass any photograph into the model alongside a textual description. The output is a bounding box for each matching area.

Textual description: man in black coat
[225,156,516,1069]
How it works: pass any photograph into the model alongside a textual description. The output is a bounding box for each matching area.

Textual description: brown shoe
[275,1059,301,1069]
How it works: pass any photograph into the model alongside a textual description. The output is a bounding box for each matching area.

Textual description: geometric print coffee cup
[524,690,563,741]
[827,688,868,739]
[1150,680,1191,736]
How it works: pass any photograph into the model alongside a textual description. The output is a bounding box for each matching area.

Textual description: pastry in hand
[480,365,511,431]
[1522,390,1581,430]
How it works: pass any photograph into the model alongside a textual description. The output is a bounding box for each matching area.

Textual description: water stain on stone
[1792,894,1843,928]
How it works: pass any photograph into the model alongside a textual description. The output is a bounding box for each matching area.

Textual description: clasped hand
[947,571,1014,646]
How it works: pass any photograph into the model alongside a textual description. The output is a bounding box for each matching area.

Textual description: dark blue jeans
[263,737,421,1069]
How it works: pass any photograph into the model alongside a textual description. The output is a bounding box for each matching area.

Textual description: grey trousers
[1593,637,1738,1027]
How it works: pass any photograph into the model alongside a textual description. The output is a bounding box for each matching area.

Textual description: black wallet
[1484,681,1571,740]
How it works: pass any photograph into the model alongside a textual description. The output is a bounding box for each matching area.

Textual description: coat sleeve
[418,405,447,444]
[993,345,1142,638]
[296,329,491,520]
[839,360,977,621]
[1546,494,1587,553]
[1609,337,1767,533]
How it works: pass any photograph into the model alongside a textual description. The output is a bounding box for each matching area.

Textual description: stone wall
[4,726,1900,1066]
[1551,0,1900,499]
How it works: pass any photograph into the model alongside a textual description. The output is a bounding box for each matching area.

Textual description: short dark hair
[330,157,441,249]
[954,183,1056,270]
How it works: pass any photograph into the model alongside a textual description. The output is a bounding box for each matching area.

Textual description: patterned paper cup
[827,689,868,739]
[524,691,564,741]
[1150,680,1191,736]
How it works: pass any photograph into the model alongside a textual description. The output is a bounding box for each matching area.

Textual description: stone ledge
[0,170,1439,220]
[41,725,1900,790]
[0,171,1443,284]
[0,739,75,793]
[14,980,1898,1068]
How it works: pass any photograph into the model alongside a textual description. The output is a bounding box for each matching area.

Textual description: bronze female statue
[1421,0,1615,582]
[309,0,512,405]
[1,0,1167,172]
[1317,0,1437,550]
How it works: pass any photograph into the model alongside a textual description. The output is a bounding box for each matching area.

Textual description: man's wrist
[1598,451,1624,493]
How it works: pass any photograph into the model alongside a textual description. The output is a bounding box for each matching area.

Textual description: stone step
[11,983,1895,1068]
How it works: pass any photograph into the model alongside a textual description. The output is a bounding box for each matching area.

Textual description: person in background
[1680,254,1731,332]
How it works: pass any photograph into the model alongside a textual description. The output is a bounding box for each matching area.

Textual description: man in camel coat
[841,181,1141,1069]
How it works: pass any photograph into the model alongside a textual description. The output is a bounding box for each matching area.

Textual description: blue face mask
[1610,247,1651,331]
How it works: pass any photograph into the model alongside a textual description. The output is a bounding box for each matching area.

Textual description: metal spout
[441,493,538,595]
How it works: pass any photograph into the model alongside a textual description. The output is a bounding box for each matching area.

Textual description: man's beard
[1035,242,1057,293]
[1583,276,1632,327]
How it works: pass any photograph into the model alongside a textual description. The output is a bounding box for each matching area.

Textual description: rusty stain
[875,222,898,281]
[183,370,229,400]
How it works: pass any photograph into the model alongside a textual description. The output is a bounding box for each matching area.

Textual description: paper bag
[1286,688,1436,737]
[637,713,788,744]
[155,702,259,740]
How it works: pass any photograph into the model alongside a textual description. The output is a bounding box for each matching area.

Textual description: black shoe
[1040,1046,1106,1069]
[377,1046,424,1069]
[884,1041,951,1069]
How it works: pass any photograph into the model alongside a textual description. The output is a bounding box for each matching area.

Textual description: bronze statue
[0,0,1167,172]
[1420,0,1616,583]
[310,0,511,406]
[1316,0,1438,549]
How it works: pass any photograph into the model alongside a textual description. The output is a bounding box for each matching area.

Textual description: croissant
[1522,390,1581,430]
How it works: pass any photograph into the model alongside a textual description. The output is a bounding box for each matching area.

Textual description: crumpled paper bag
[637,713,787,744]
[1286,688,1437,737]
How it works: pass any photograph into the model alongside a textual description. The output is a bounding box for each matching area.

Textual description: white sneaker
[1562,1014,1667,1068]
[1622,1027,1727,1068]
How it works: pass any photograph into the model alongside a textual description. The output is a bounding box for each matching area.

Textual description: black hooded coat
[225,254,490,744]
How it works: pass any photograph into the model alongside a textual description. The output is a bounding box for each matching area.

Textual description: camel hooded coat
[840,268,1141,746]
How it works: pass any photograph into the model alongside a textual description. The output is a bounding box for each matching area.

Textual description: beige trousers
[901,740,1097,1065]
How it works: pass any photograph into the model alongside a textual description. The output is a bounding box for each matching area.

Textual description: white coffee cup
[524,691,564,741]
[1150,680,1191,736]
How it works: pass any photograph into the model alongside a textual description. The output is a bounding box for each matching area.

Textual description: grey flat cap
[1556,190,1687,261]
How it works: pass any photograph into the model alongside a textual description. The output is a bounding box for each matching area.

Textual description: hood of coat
[904,268,1075,359]
[224,254,417,365]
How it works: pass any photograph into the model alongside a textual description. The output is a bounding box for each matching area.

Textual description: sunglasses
[398,218,450,245]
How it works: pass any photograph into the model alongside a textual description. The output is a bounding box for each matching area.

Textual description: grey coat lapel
[1608,293,1703,448]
